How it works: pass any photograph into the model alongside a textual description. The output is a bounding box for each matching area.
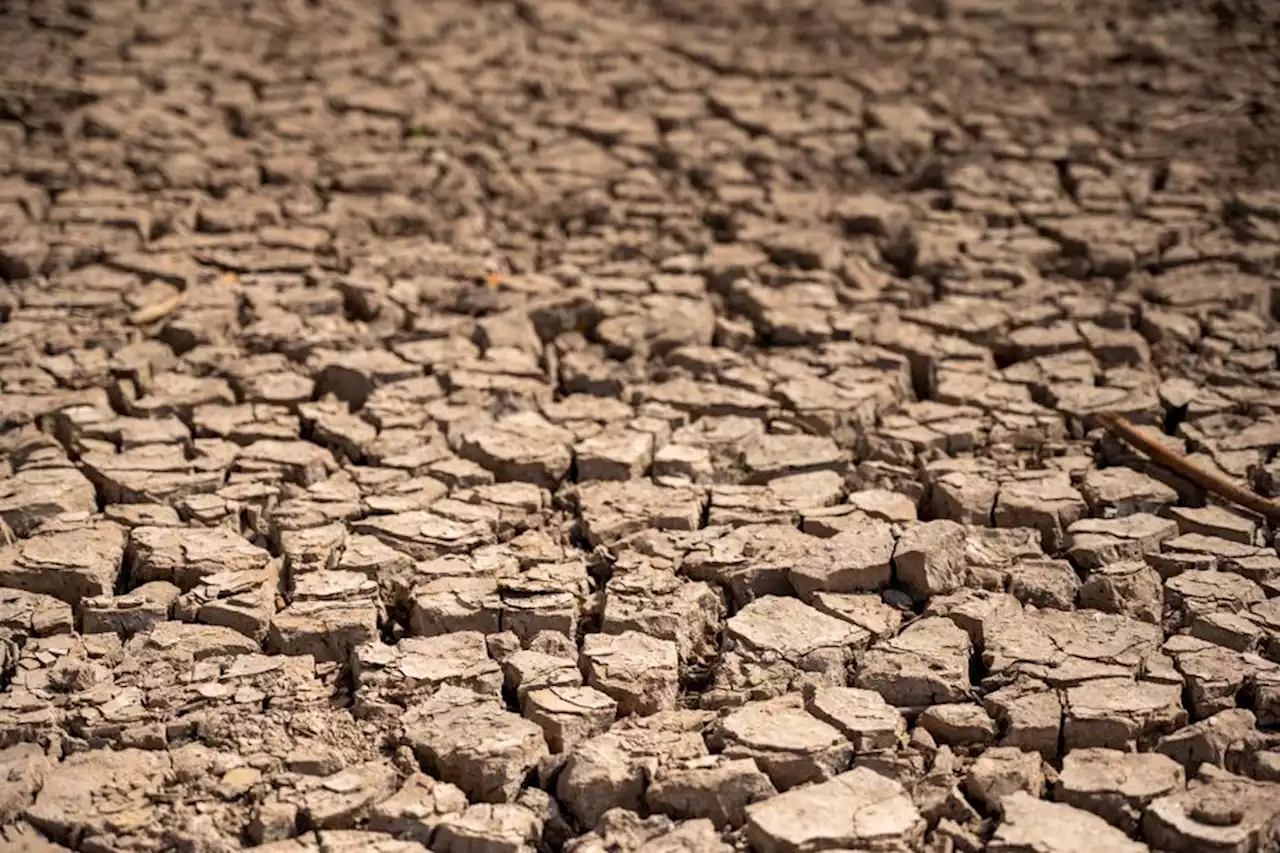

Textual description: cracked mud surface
[2,0,1280,850]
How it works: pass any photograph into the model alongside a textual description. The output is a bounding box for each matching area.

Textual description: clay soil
[2,0,1280,851]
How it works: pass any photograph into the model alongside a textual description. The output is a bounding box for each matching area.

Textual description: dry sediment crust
[1,0,1280,850]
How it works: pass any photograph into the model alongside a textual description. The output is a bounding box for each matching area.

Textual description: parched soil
[2,0,1280,850]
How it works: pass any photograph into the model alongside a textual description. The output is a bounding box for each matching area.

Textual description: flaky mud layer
[1,0,1280,851]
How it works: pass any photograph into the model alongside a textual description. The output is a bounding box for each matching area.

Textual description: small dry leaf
[129,292,184,326]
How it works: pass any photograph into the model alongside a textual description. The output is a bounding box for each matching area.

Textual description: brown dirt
[2,0,1280,851]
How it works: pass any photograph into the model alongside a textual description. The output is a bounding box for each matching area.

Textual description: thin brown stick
[1097,411,1280,524]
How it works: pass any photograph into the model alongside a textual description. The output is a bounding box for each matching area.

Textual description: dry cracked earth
[3,0,1280,851]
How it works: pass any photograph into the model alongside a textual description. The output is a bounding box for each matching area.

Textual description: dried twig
[129,291,184,326]
[1096,411,1280,524]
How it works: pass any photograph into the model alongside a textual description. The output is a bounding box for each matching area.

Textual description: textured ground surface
[3,0,1280,850]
